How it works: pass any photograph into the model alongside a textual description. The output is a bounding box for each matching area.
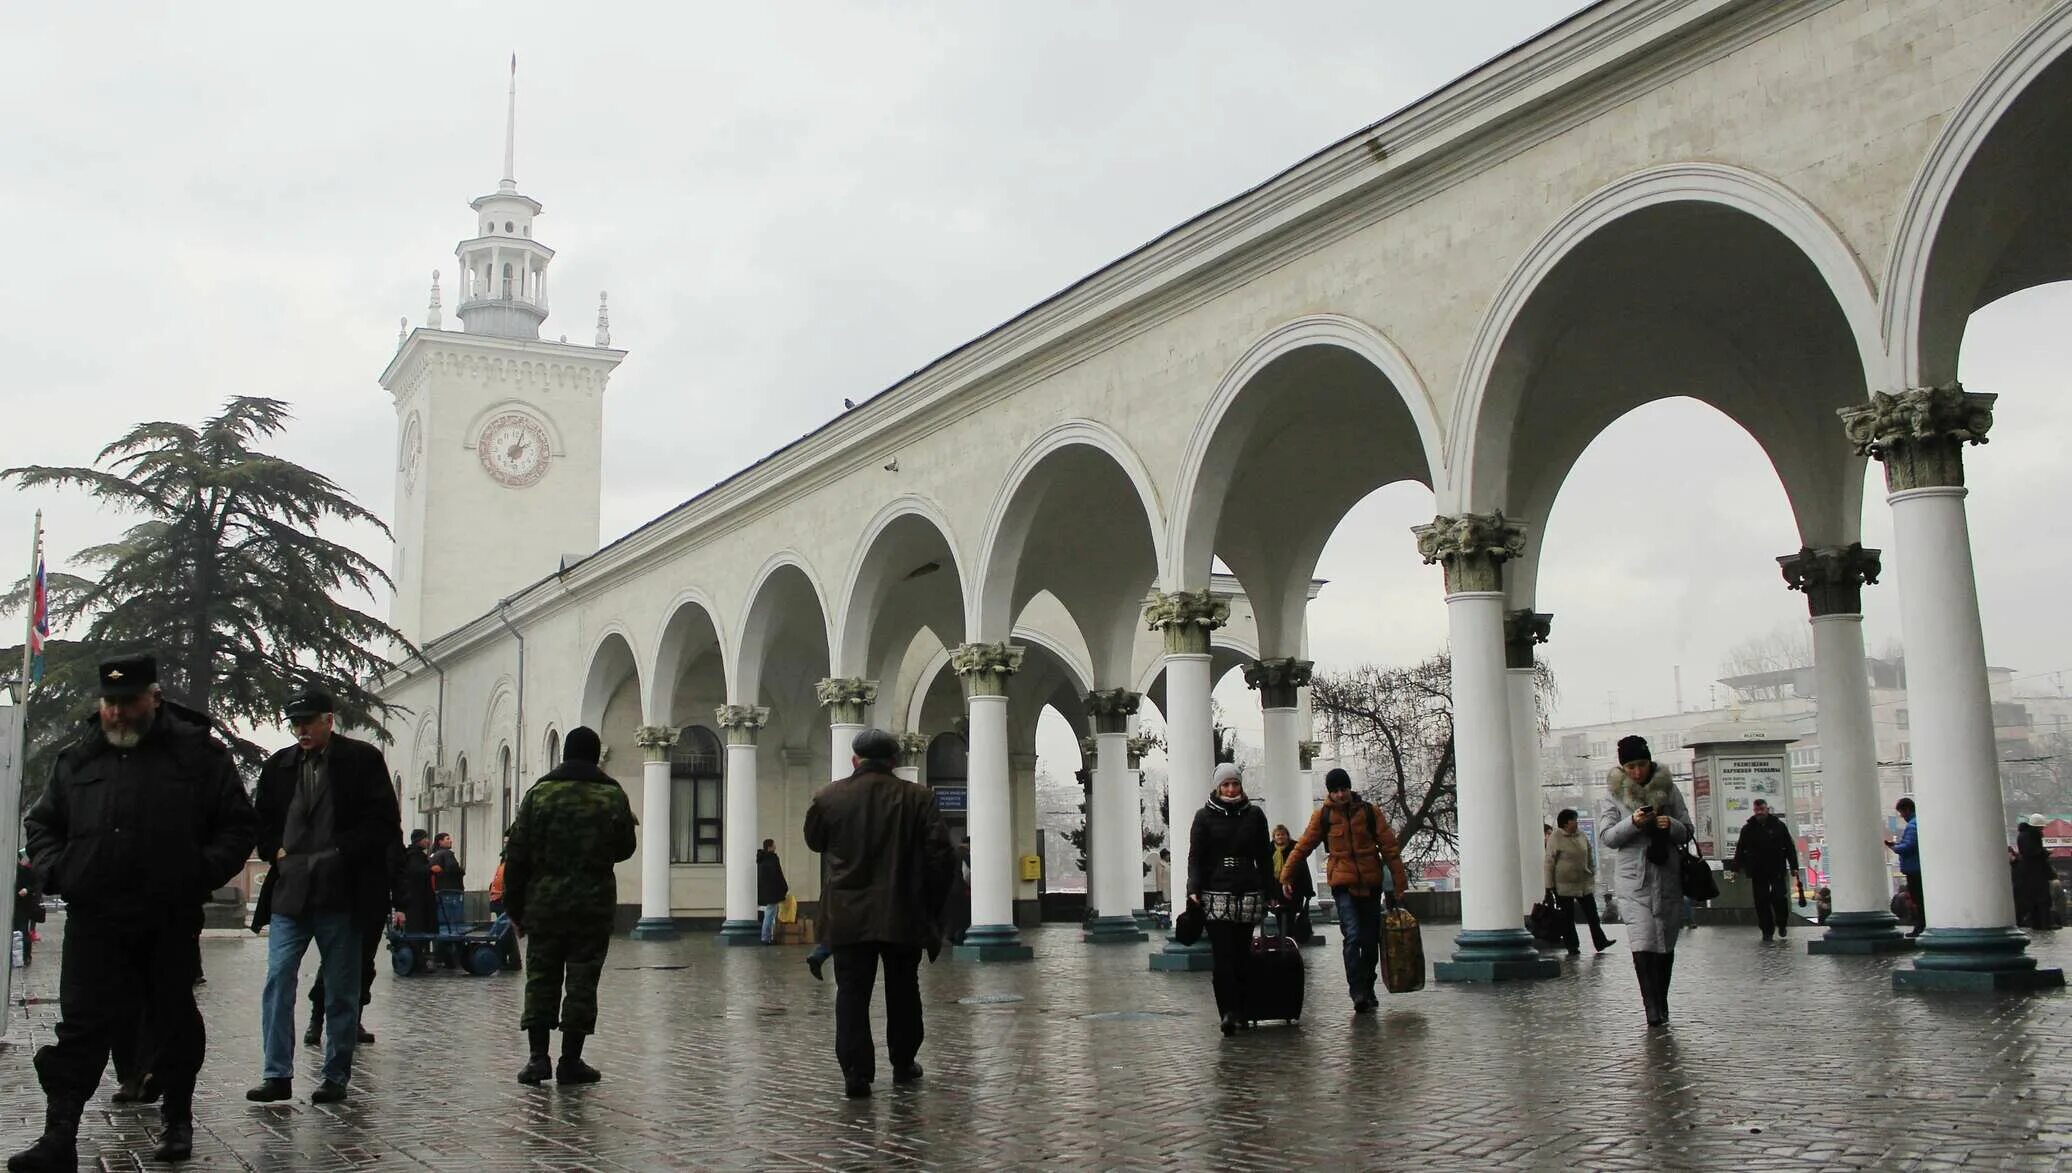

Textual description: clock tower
[383,61,625,646]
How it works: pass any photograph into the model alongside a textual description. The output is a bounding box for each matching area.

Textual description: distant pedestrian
[1543,808,1614,954]
[1153,848,1171,911]
[489,835,522,971]
[1598,736,1691,1028]
[758,839,790,944]
[1727,798,1801,942]
[13,849,40,968]
[2015,815,2054,931]
[1192,763,1274,1036]
[1815,886,1832,924]
[1280,768,1409,1013]
[945,837,973,945]
[1268,824,1314,941]
[12,655,256,1169]
[395,829,437,972]
[246,687,402,1106]
[505,727,638,1086]
[804,729,958,1098]
[1885,798,1922,938]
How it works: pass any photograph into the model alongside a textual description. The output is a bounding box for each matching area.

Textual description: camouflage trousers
[520,929,611,1034]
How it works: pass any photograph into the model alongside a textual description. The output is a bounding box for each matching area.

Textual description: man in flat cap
[244,685,401,1107]
[13,654,256,1169]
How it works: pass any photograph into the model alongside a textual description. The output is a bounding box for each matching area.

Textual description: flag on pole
[28,527,47,684]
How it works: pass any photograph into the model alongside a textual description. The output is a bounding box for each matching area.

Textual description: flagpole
[3,511,38,1034]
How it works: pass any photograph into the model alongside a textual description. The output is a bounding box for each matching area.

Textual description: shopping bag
[1381,907,1425,993]
[777,894,798,924]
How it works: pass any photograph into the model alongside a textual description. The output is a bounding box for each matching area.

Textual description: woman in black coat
[12,852,42,966]
[2015,819,2055,931]
[1187,764,1274,1036]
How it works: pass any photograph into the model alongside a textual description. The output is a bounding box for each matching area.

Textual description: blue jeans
[1332,887,1383,1003]
[761,903,780,943]
[263,911,361,1085]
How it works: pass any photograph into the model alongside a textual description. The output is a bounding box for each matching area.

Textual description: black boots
[1631,952,1674,1026]
[556,1031,601,1084]
[6,1098,82,1172]
[151,1100,194,1163]
[245,1077,292,1102]
[517,1027,553,1085]
[304,1006,323,1047]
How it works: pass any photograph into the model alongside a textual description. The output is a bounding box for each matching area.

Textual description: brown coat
[804,765,959,950]
[1281,797,1409,897]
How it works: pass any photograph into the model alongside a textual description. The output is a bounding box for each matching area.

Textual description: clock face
[399,413,423,495]
[476,412,551,488]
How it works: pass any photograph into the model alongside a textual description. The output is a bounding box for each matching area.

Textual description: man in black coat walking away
[11,655,256,1170]
[244,687,402,1106]
[757,839,789,944]
[1728,798,1801,942]
[804,729,958,1099]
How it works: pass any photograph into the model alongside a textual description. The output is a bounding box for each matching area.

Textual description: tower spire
[427,270,443,329]
[499,54,517,193]
[594,291,611,348]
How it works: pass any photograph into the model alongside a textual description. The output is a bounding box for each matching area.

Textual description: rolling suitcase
[1381,907,1426,993]
[1241,918,1305,1025]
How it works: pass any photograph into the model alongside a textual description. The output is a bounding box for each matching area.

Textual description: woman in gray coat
[1596,736,1692,1027]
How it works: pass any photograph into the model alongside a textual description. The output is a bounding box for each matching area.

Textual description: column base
[1149,936,1215,973]
[951,924,1033,962]
[1083,915,1149,944]
[716,920,763,947]
[1893,927,2065,992]
[1434,928,1559,983]
[1807,911,1917,955]
[1131,909,1159,932]
[630,917,680,941]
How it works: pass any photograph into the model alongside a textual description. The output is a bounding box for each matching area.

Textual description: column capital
[1297,740,1323,771]
[952,642,1024,697]
[1779,544,1882,617]
[1242,657,1313,709]
[1079,734,1100,763]
[1143,590,1230,655]
[1414,511,1527,594]
[897,730,932,762]
[1084,688,1142,734]
[1503,610,1552,670]
[714,704,770,746]
[634,725,678,762]
[1840,385,1995,492]
[814,677,878,725]
[1127,732,1163,768]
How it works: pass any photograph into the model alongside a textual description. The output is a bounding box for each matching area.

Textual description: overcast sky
[5,0,2069,745]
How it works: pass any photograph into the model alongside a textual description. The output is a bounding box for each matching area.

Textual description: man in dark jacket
[243,687,401,1106]
[757,839,789,944]
[12,849,41,967]
[11,655,256,1170]
[1727,798,1801,942]
[505,726,637,1086]
[803,728,958,1100]
[395,829,436,972]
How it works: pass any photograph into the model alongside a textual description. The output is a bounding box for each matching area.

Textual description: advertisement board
[1691,756,1714,858]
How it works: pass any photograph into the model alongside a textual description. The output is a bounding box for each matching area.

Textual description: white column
[816,677,877,784]
[1415,514,1554,981]
[829,724,863,780]
[967,695,1013,928]
[1508,666,1543,911]
[1165,654,1212,907]
[1087,686,1146,940]
[1810,615,1888,918]
[714,704,769,943]
[1890,487,2010,929]
[632,726,678,939]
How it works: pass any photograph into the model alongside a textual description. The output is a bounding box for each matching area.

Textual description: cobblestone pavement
[3,916,2070,1170]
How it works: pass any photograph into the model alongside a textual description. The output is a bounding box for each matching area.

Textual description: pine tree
[5,397,408,781]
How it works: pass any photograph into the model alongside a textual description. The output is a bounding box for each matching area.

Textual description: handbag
[1174,901,1205,946]
[1679,842,1720,902]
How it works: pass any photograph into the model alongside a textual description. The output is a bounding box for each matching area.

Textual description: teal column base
[1808,911,1916,955]
[716,920,763,946]
[1083,915,1149,944]
[630,917,680,941]
[1149,936,1215,972]
[1434,928,1560,983]
[1131,909,1159,932]
[1893,927,2065,992]
[951,923,1033,962]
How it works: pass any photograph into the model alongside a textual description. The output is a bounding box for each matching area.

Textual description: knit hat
[564,726,603,765]
[1212,762,1243,788]
[1616,735,1650,765]
[2028,813,2048,828]
[1324,768,1353,792]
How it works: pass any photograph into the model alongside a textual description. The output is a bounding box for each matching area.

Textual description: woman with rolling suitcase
[1187,763,1275,1037]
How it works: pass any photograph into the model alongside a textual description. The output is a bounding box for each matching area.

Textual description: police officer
[11,655,256,1170]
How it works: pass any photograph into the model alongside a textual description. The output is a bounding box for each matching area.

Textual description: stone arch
[972,420,1165,687]
[730,550,834,707]
[578,626,644,730]
[833,495,969,689]
[1169,313,1444,655]
[1451,162,1882,562]
[481,676,517,754]
[647,588,729,726]
[1883,3,2072,388]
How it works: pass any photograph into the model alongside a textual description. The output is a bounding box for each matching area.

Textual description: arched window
[499,745,514,833]
[544,728,560,770]
[504,220,514,233]
[501,262,514,299]
[669,725,725,864]
[394,772,403,806]
[455,755,469,860]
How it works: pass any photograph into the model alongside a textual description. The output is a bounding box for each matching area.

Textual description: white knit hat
[1212,762,1243,788]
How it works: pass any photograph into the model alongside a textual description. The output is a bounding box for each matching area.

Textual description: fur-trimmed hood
[1606,763,1680,811]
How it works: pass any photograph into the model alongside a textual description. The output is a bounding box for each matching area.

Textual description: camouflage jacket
[503,761,637,935]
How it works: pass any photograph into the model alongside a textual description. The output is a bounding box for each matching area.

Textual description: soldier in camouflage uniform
[502,726,636,1086]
